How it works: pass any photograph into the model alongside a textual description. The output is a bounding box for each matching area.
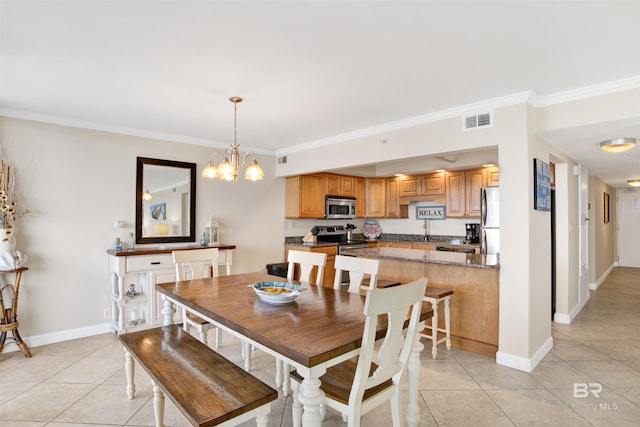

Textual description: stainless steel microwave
[325,196,356,219]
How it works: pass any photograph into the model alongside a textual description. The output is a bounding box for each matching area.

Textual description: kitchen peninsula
[341,246,499,357]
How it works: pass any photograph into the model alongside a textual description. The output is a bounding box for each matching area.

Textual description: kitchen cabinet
[398,175,421,197]
[421,171,446,195]
[284,244,337,288]
[286,173,360,218]
[397,172,445,197]
[465,168,485,217]
[445,168,486,218]
[365,178,386,218]
[355,177,365,218]
[486,166,500,187]
[325,173,341,195]
[107,246,234,334]
[386,177,401,218]
[285,174,326,218]
[325,173,357,197]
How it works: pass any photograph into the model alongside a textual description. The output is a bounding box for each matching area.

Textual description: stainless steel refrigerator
[481,187,500,255]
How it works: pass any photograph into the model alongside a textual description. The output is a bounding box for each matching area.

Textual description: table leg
[406,321,424,427]
[296,367,325,427]
[160,296,175,326]
[124,348,135,399]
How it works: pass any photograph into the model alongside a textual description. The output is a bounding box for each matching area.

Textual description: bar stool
[420,287,454,359]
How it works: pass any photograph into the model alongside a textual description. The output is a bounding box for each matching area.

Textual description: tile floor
[1,267,639,426]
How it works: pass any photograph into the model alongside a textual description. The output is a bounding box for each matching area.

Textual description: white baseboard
[2,322,114,353]
[554,285,592,325]
[496,336,553,373]
[589,262,616,291]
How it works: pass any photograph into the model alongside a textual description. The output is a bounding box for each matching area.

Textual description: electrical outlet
[103,308,110,320]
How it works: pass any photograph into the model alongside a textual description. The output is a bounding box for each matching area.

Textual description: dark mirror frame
[135,157,197,244]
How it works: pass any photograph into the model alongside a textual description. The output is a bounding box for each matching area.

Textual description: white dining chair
[286,249,327,286]
[291,277,428,427]
[172,248,220,347]
[332,255,380,294]
[274,249,327,396]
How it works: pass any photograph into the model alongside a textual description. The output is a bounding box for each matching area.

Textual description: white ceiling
[1,1,639,187]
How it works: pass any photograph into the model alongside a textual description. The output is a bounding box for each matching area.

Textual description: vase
[0,229,15,254]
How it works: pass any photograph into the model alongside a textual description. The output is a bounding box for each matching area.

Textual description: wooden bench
[118,325,278,427]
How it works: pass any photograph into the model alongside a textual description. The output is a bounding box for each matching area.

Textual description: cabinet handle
[150,262,161,265]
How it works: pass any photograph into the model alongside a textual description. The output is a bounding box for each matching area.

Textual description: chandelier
[202,96,264,182]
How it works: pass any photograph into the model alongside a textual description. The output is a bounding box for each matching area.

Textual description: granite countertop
[285,241,341,249]
[340,247,499,269]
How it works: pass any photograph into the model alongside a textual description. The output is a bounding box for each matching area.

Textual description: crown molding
[278,76,640,156]
[277,91,533,156]
[529,75,640,107]
[0,108,273,155]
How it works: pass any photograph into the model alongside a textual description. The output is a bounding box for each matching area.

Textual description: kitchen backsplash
[285,233,466,244]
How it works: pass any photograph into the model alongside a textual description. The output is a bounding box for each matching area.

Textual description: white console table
[107,244,236,334]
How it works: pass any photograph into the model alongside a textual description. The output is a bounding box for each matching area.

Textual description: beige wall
[0,117,285,341]
[589,176,616,282]
[1,86,630,370]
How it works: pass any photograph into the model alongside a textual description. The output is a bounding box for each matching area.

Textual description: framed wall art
[533,158,551,211]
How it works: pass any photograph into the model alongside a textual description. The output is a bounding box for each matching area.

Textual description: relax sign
[416,205,446,220]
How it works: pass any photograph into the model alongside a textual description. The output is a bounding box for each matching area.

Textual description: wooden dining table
[155,272,432,427]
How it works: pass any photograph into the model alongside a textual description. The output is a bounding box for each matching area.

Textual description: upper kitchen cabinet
[398,172,445,197]
[398,175,421,197]
[365,178,386,218]
[355,177,365,217]
[325,173,356,197]
[421,171,446,195]
[386,177,401,218]
[286,174,326,218]
[485,165,500,187]
[445,168,486,218]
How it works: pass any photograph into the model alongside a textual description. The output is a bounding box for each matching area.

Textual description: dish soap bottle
[205,214,219,245]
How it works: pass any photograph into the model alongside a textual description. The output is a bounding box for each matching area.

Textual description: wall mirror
[135,157,196,244]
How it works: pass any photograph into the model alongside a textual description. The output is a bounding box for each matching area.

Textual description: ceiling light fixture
[600,137,636,153]
[143,188,152,200]
[202,97,264,182]
[628,179,640,187]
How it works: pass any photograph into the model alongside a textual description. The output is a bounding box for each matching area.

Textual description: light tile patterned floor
[1,267,639,426]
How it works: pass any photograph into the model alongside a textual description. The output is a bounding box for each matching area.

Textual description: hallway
[0,267,639,426]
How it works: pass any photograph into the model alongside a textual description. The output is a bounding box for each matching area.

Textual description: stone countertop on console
[340,247,499,269]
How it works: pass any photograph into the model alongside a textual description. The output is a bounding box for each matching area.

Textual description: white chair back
[286,250,327,286]
[350,277,427,414]
[172,248,220,280]
[333,255,380,294]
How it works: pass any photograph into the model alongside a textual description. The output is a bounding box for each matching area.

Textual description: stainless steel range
[314,225,369,284]
[314,225,369,253]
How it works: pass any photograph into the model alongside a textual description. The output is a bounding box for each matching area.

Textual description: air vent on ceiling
[462,112,493,131]
[277,155,288,164]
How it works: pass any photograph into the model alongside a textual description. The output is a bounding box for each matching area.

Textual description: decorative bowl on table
[252,282,304,305]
